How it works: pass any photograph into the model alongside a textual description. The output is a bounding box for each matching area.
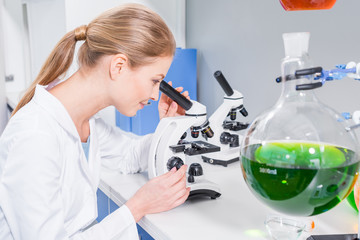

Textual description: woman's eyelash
[152,79,161,84]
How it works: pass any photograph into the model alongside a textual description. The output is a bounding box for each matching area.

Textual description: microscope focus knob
[220,132,232,144]
[220,132,240,147]
[188,163,203,183]
[167,156,184,171]
[188,163,203,176]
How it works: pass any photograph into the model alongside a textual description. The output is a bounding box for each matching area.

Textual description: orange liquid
[280,0,336,11]
[355,181,360,209]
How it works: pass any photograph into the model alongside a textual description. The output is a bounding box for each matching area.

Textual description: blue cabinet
[96,189,109,222]
[96,189,154,240]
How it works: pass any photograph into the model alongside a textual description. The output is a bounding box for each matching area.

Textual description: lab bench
[98,157,359,240]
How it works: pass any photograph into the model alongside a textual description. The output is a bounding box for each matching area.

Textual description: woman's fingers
[128,165,190,219]
[163,169,190,208]
[165,102,178,118]
[174,86,184,93]
[168,175,188,197]
[158,81,190,119]
[164,165,187,186]
[172,187,191,207]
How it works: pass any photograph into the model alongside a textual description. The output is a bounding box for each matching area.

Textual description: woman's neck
[49,67,110,141]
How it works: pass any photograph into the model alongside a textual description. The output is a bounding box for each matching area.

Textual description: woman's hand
[158,81,190,120]
[125,165,190,222]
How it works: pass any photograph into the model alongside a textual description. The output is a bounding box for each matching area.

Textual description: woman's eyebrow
[155,74,165,78]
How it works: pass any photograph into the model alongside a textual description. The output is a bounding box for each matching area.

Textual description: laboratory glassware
[240,32,360,217]
[279,0,336,11]
[265,215,310,240]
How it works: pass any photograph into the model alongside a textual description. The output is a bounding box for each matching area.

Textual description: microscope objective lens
[191,131,199,138]
[230,111,237,120]
[201,126,214,138]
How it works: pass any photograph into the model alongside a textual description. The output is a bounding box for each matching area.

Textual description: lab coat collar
[33,85,100,190]
[32,84,80,140]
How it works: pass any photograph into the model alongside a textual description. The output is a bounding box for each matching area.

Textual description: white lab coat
[0,85,152,239]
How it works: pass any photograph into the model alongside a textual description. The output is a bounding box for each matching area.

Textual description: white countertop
[99,158,359,240]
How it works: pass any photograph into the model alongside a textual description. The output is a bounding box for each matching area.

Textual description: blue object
[96,189,154,239]
[337,112,352,122]
[96,189,109,222]
[116,48,197,135]
[341,112,352,120]
[81,137,90,161]
[315,65,356,83]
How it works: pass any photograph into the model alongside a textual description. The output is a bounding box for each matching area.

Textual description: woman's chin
[115,108,138,117]
[125,111,137,117]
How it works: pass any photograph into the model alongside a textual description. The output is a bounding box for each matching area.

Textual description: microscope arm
[208,71,246,144]
[210,70,246,126]
[208,91,244,125]
[148,115,199,179]
[148,81,208,179]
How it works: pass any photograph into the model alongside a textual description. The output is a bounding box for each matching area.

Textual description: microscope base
[307,234,358,240]
[202,155,239,167]
[188,189,221,199]
[187,178,221,200]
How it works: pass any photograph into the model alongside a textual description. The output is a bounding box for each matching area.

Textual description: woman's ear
[109,54,128,80]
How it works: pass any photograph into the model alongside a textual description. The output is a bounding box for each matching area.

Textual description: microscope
[201,71,249,167]
[148,81,221,199]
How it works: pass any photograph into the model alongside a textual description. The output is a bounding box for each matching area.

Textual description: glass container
[265,215,306,240]
[346,177,360,212]
[240,32,360,216]
[279,0,336,11]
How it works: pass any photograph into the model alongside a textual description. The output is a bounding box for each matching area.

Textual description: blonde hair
[12,3,175,116]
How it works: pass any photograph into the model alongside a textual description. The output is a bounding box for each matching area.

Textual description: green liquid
[241,142,359,216]
[346,190,358,212]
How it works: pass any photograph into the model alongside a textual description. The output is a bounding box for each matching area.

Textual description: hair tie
[75,25,87,41]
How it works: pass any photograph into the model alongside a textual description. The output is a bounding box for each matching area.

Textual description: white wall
[2,0,28,93]
[64,0,185,48]
[186,0,360,120]
[24,0,185,84]
[0,0,8,134]
[25,0,66,83]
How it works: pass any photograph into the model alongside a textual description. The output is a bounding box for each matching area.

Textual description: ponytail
[11,25,87,117]
[12,4,175,117]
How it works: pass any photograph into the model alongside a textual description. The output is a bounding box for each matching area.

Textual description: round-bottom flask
[240,32,360,216]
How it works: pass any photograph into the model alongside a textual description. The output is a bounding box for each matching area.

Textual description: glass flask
[346,178,360,212]
[279,0,336,11]
[240,32,360,217]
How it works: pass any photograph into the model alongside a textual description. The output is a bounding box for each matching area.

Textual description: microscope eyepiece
[160,81,193,111]
[214,71,234,96]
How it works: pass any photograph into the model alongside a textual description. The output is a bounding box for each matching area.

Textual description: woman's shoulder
[8,100,58,135]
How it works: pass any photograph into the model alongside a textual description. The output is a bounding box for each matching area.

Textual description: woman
[0,4,190,239]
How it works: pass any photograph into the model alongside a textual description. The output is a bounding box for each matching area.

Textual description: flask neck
[279,55,318,103]
[280,81,318,103]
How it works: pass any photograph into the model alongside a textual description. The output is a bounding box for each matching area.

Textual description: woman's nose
[151,87,160,101]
